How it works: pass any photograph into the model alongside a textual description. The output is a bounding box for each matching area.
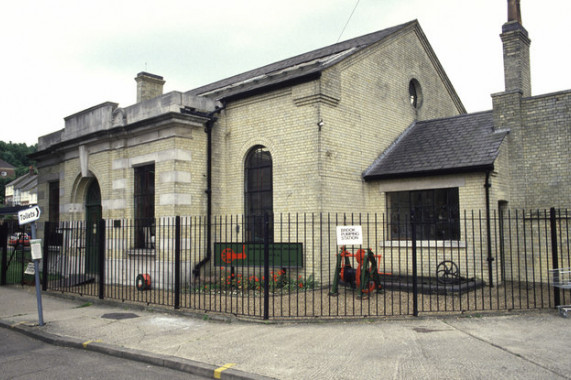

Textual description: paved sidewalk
[1,286,570,379]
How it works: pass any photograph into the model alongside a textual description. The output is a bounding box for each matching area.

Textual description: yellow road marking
[10,321,32,328]
[82,339,102,348]
[214,363,236,379]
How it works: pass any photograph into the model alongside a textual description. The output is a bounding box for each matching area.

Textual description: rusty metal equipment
[330,246,390,297]
[436,260,460,284]
[136,273,151,291]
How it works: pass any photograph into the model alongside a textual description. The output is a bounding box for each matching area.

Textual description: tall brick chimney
[492,1,531,208]
[135,72,165,102]
[500,0,531,97]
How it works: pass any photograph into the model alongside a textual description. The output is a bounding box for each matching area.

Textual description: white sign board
[18,206,41,225]
[336,225,363,246]
[24,262,35,275]
[30,239,43,260]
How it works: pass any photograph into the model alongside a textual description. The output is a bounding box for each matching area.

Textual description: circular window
[409,79,423,109]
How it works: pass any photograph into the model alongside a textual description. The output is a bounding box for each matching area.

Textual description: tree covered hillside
[0,141,37,205]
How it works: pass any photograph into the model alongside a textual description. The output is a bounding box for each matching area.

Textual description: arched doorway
[85,180,102,274]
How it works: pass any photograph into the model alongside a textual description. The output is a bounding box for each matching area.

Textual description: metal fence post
[0,223,7,286]
[174,216,181,310]
[42,222,50,291]
[411,210,418,317]
[263,213,270,320]
[550,207,561,307]
[98,219,106,300]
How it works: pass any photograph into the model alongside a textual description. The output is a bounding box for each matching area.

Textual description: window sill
[128,248,156,257]
[380,240,466,249]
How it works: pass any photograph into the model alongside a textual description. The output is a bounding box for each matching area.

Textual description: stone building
[31,1,570,280]
[33,20,465,228]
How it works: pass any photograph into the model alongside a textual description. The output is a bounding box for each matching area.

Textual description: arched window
[244,146,273,242]
[409,79,423,109]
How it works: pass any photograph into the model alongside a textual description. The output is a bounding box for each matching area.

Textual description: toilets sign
[18,206,41,225]
[336,225,363,246]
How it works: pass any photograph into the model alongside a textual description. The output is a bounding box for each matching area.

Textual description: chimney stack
[135,72,165,103]
[507,0,522,24]
[501,0,531,97]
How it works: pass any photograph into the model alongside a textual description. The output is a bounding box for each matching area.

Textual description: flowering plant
[189,268,319,294]
[246,269,317,292]
[220,267,244,290]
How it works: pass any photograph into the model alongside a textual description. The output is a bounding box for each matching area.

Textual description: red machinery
[330,246,390,297]
[136,273,151,291]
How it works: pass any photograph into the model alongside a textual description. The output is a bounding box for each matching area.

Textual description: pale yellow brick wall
[212,28,463,219]
[494,90,571,211]
[212,88,320,217]
[519,92,571,209]
[207,27,466,281]
[319,29,463,214]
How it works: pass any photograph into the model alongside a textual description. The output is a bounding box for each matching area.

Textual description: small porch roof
[363,111,509,180]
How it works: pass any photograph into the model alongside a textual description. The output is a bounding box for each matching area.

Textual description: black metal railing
[0,220,32,286]
[5,208,569,320]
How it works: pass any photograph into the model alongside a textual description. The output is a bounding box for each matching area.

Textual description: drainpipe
[193,105,224,280]
[485,171,494,287]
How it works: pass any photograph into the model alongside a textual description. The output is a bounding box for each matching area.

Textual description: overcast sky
[2,0,569,146]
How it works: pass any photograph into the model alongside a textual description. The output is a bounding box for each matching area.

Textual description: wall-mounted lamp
[317,119,324,131]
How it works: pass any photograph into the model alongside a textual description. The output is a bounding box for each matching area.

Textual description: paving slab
[1,286,569,379]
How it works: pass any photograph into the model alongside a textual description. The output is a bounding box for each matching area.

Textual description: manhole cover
[101,313,140,320]
[412,327,445,334]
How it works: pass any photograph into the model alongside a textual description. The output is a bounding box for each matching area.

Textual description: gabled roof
[187,20,417,101]
[21,176,38,192]
[362,111,509,180]
[0,159,15,169]
[6,172,37,189]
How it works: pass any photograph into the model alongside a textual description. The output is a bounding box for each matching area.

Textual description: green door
[85,180,102,274]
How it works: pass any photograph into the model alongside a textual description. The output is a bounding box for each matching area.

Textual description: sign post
[18,206,44,326]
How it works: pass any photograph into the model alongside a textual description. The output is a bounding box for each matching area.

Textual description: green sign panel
[214,243,303,267]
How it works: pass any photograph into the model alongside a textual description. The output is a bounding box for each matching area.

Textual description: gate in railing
[10,208,570,320]
[0,220,33,286]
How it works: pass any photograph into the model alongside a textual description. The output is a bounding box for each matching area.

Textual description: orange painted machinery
[330,246,390,297]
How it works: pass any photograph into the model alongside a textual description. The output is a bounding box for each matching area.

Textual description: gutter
[363,164,495,182]
[192,104,225,280]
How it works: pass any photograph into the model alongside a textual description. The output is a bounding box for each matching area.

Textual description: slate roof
[6,172,37,189]
[0,159,15,169]
[362,111,509,180]
[187,21,417,100]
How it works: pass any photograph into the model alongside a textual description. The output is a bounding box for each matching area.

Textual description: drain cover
[412,327,446,334]
[101,313,140,320]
